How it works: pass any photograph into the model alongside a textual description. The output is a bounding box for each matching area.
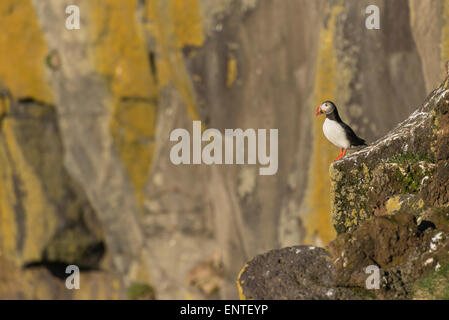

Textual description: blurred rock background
[0,0,447,299]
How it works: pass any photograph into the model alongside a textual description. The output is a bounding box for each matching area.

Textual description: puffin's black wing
[340,122,366,147]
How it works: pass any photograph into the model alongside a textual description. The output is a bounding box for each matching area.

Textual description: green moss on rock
[413,262,449,300]
[386,152,435,165]
[127,282,156,300]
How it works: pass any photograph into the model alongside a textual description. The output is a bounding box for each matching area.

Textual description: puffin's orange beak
[316,106,322,116]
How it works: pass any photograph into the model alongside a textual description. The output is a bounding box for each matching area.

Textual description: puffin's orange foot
[334,148,343,161]
[334,149,347,161]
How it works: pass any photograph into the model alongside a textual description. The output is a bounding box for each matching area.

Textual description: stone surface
[237,246,359,300]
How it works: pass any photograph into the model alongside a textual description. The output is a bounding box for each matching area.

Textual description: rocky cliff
[1,0,449,299]
[238,77,449,299]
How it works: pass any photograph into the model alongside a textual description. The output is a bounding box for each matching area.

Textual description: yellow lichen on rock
[171,0,205,48]
[89,0,206,204]
[0,93,10,117]
[227,56,238,87]
[109,100,156,205]
[90,0,158,205]
[329,164,341,228]
[0,118,58,263]
[385,196,403,215]
[90,0,157,98]
[302,2,343,245]
[0,0,53,104]
[143,0,204,122]
[236,263,248,300]
[0,148,18,260]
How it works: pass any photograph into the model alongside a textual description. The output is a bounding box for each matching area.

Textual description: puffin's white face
[316,101,335,116]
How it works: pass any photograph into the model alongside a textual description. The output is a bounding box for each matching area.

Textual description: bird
[316,101,367,161]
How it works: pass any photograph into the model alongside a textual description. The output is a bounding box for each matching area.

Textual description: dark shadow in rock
[417,220,436,233]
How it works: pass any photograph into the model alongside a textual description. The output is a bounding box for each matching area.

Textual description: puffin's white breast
[323,118,350,149]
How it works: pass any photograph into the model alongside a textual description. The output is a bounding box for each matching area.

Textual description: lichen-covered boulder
[237,246,359,300]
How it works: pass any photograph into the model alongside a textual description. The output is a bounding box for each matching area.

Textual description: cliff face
[238,77,449,300]
[1,0,449,299]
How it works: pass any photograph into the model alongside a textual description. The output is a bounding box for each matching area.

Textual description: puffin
[316,101,367,161]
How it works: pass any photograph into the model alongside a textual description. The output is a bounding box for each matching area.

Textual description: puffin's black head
[316,101,336,116]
